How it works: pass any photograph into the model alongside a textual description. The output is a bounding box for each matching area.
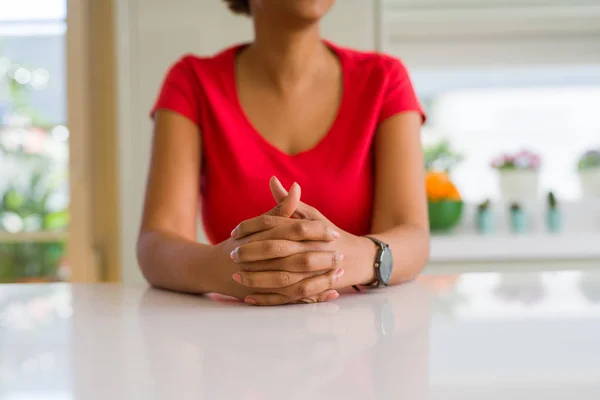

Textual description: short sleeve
[378,57,426,124]
[150,55,202,126]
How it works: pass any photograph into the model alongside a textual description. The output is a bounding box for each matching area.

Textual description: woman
[137,0,429,306]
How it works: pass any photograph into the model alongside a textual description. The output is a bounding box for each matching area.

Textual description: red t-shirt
[151,42,424,244]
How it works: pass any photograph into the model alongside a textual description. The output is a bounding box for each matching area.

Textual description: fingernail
[332,230,340,239]
[232,273,242,283]
[291,182,299,190]
[335,268,345,280]
[335,252,345,264]
[230,226,238,237]
[326,291,339,301]
[245,297,257,305]
[230,248,238,261]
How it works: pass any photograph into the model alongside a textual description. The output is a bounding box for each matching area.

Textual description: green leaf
[44,210,69,230]
[423,138,464,172]
[2,189,25,213]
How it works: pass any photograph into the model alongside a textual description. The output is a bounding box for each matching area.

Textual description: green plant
[509,202,522,213]
[423,139,464,172]
[477,199,491,212]
[476,199,494,234]
[1,56,51,126]
[2,58,27,110]
[0,242,65,282]
[0,53,66,281]
[547,191,558,210]
[577,149,600,171]
[0,136,68,282]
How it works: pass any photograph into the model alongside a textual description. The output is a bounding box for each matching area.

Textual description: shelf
[0,231,68,243]
[430,233,600,262]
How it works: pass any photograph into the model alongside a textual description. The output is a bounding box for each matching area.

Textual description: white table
[1,269,600,400]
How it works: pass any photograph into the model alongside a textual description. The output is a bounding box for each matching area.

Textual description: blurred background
[0,0,599,284]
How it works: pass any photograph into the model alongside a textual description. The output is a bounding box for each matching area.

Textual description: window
[415,67,600,202]
[381,0,600,203]
[0,0,68,282]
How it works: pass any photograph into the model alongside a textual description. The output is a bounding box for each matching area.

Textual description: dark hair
[223,0,251,15]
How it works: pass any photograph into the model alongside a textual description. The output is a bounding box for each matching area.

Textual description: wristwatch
[353,236,394,291]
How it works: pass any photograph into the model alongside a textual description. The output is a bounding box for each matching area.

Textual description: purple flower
[491,150,541,170]
[491,156,503,168]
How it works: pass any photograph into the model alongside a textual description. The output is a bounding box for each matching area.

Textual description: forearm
[356,225,430,286]
[137,230,215,294]
[137,230,245,297]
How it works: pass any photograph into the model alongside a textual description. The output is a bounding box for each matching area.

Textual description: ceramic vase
[509,209,528,234]
[546,209,562,233]
[498,170,539,203]
[579,168,600,198]
[476,209,494,234]
[428,201,463,232]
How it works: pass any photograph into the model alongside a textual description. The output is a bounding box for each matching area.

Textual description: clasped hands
[224,177,374,306]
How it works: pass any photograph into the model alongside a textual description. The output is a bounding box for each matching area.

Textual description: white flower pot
[579,168,600,198]
[498,170,539,203]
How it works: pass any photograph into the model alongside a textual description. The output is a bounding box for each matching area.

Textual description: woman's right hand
[210,182,342,304]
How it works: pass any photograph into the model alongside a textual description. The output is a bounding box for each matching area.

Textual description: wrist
[204,239,252,299]
[355,236,378,286]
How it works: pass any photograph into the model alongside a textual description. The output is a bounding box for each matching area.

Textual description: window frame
[66,0,120,282]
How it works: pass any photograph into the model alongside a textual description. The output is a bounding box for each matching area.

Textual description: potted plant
[475,199,494,234]
[426,171,463,232]
[578,149,600,198]
[546,191,562,233]
[423,138,464,173]
[509,202,528,234]
[491,150,541,203]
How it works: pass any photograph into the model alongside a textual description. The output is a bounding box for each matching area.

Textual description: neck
[244,19,329,90]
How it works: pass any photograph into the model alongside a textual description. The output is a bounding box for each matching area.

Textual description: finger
[232,240,331,263]
[231,214,294,239]
[267,180,301,218]
[232,270,322,289]
[241,251,344,273]
[243,220,339,243]
[269,176,290,203]
[245,268,344,306]
[230,181,301,239]
[270,176,325,221]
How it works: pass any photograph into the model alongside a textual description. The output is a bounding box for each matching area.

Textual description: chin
[289,0,335,20]
[257,0,335,23]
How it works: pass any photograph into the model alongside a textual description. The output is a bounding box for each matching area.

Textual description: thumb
[269,176,325,221]
[269,176,289,204]
[266,179,300,217]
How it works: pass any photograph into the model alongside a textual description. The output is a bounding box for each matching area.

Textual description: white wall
[116,0,379,283]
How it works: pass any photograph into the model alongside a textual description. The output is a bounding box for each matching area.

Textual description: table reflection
[0,284,72,400]
[136,282,430,400]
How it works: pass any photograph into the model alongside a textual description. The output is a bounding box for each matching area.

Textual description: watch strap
[365,235,386,250]
[353,236,387,292]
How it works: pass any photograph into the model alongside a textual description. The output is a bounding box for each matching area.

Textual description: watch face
[379,247,393,284]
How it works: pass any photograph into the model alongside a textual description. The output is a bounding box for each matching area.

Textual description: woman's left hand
[230,178,376,306]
